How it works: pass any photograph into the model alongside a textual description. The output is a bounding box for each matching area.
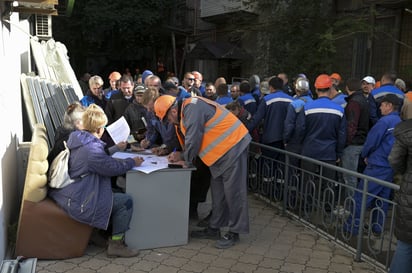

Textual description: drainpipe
[391,9,402,72]
[66,0,75,17]
[367,4,375,75]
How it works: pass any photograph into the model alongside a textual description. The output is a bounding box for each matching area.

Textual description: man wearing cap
[141,70,154,85]
[369,72,405,125]
[123,84,147,140]
[297,74,346,214]
[163,80,211,222]
[361,76,376,98]
[344,94,401,236]
[154,95,251,249]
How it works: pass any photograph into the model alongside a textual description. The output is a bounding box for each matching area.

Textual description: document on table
[106,117,130,144]
[112,151,169,174]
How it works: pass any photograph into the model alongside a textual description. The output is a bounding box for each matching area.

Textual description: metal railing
[247,142,400,272]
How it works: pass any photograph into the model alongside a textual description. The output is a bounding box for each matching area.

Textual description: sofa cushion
[22,124,48,202]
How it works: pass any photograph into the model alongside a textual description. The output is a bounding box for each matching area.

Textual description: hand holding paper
[106,116,130,144]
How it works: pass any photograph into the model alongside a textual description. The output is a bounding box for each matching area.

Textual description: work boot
[107,238,139,258]
[215,231,239,249]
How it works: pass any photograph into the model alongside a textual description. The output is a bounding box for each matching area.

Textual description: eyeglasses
[186,78,195,81]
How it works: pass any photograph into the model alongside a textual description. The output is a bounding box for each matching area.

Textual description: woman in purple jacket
[49,104,144,258]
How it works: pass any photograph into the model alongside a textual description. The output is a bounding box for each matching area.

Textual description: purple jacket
[48,130,135,230]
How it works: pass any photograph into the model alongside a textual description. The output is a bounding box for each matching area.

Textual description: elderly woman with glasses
[48,104,144,258]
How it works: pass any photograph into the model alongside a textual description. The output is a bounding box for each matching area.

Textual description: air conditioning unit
[35,14,52,39]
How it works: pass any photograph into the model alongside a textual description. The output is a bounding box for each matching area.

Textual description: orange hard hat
[108,71,121,81]
[154,95,177,120]
[314,74,332,89]
[329,73,342,82]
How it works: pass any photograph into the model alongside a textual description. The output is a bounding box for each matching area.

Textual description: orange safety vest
[178,97,249,166]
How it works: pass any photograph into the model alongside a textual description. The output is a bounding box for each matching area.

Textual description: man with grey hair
[249,74,260,102]
[80,75,106,109]
[192,71,205,96]
[395,78,406,93]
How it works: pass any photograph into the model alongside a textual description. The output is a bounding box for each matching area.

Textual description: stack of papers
[112,151,169,174]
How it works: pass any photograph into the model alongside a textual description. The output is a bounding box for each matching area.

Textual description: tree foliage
[255,0,371,78]
[53,0,174,73]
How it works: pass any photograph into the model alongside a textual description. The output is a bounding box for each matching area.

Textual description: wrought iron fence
[248,142,400,271]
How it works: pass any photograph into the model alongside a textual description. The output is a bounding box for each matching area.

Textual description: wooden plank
[19,0,58,4]
[12,7,58,16]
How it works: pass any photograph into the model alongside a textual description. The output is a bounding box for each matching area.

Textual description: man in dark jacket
[105,75,135,125]
[341,78,369,197]
[388,118,412,272]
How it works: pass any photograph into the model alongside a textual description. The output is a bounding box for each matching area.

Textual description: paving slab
[36,194,381,273]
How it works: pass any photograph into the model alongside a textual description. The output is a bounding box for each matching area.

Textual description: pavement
[36,194,380,273]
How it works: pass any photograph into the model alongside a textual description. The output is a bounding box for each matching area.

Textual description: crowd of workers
[48,68,412,270]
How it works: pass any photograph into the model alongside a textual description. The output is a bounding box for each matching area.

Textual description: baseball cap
[381,94,400,105]
[361,76,376,85]
[134,84,146,94]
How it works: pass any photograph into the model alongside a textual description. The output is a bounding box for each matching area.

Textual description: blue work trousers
[389,240,412,273]
[345,165,393,235]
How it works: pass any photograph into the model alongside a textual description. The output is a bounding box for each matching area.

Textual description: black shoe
[89,229,108,248]
[215,232,239,249]
[191,227,220,240]
[197,211,212,227]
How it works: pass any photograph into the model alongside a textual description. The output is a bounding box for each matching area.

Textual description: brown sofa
[15,124,92,259]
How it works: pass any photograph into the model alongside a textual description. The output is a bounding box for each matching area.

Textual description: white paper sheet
[106,116,130,144]
[112,151,169,174]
